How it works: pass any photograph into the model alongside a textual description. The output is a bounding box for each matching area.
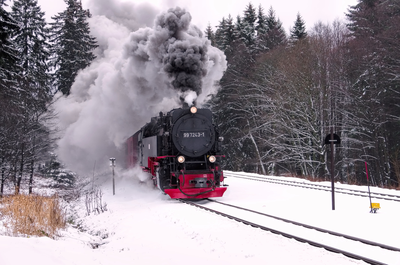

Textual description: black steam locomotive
[126,106,227,199]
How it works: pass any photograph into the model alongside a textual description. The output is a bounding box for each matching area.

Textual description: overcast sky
[34,0,359,32]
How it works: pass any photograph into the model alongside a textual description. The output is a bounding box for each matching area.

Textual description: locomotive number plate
[182,131,206,138]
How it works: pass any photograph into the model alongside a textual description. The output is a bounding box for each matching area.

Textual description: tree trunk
[29,159,34,194]
[0,157,4,197]
[248,127,266,175]
[29,134,37,194]
[15,143,25,194]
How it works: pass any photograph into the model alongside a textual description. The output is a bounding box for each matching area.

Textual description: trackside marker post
[365,162,379,213]
[110,158,116,195]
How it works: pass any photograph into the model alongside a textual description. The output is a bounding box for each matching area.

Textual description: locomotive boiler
[126,106,227,199]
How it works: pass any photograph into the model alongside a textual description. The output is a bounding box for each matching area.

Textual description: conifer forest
[1,0,399,195]
[207,1,400,188]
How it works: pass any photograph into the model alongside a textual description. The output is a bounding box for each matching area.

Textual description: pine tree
[214,15,235,52]
[290,13,307,41]
[346,0,380,38]
[265,7,286,49]
[255,6,286,52]
[49,0,97,95]
[0,1,19,88]
[255,4,267,36]
[10,0,53,194]
[266,7,278,31]
[233,15,244,41]
[215,17,227,51]
[74,6,97,71]
[346,0,400,186]
[241,2,257,49]
[224,15,235,51]
[0,1,21,196]
[11,0,51,98]
[204,23,215,46]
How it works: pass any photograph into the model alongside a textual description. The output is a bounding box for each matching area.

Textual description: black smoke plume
[154,7,208,106]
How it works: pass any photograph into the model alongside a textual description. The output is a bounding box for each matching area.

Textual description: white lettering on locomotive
[183,132,205,138]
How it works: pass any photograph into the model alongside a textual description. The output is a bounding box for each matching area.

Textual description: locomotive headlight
[190,106,197,114]
[177,156,185,163]
[208,155,216,163]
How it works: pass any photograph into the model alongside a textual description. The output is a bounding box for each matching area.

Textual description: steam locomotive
[126,106,227,199]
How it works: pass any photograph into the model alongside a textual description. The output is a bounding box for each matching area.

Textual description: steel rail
[179,199,390,265]
[225,172,400,203]
[207,199,400,252]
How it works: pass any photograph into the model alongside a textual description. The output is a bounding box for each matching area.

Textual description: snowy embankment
[1,171,400,265]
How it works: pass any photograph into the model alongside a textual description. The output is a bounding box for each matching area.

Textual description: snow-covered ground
[1,171,400,265]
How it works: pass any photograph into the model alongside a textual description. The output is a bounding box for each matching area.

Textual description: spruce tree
[214,15,235,52]
[233,15,244,41]
[265,7,286,49]
[266,7,279,31]
[346,0,400,185]
[204,23,215,46]
[241,2,257,49]
[0,1,20,195]
[50,0,97,95]
[255,4,267,36]
[11,0,51,99]
[10,0,53,194]
[215,17,227,51]
[290,13,307,41]
[255,6,286,52]
[0,1,19,88]
[224,15,235,51]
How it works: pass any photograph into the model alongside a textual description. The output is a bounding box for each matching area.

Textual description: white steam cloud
[52,1,227,175]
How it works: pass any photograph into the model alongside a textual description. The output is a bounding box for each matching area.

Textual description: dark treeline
[207,1,400,188]
[0,0,97,195]
[1,0,399,193]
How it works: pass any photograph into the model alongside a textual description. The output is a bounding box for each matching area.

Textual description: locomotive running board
[164,187,227,199]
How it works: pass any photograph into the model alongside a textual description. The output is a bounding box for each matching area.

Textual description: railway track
[180,198,400,265]
[224,171,400,203]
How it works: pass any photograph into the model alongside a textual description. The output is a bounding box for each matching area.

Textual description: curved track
[179,198,399,265]
[224,171,400,203]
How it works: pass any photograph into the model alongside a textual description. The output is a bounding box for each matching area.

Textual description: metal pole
[330,130,335,210]
[112,165,115,195]
[365,162,373,212]
[110,158,116,195]
[330,73,335,211]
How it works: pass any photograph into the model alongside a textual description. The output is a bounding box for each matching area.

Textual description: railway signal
[325,133,341,210]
